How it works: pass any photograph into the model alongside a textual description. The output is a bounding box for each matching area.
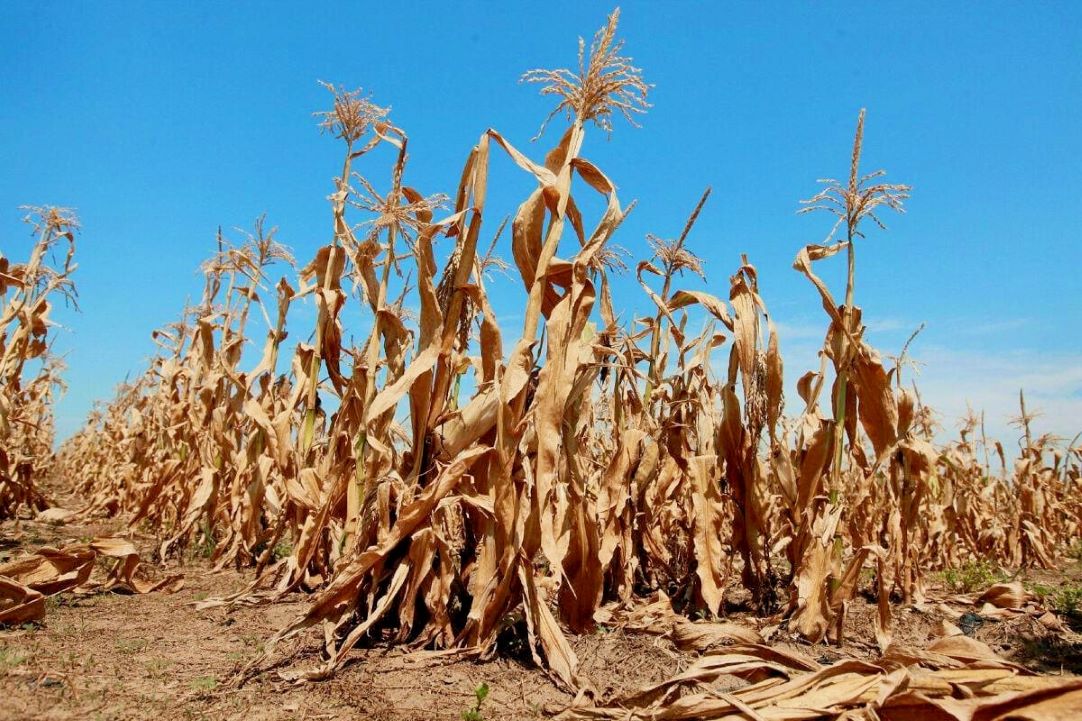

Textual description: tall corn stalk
[1,207,78,519]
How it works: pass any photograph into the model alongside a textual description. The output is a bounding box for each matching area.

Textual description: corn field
[4,8,1080,718]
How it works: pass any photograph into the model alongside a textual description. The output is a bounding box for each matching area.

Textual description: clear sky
[2,1,1079,451]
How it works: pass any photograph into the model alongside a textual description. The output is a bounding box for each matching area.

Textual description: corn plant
[1,207,77,520]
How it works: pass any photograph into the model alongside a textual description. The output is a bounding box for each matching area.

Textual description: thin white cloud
[949,318,1031,336]
[774,316,917,342]
[772,325,1081,453]
[772,320,826,341]
[864,318,912,334]
[909,346,1082,448]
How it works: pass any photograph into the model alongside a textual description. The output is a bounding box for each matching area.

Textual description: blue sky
[2,1,1079,450]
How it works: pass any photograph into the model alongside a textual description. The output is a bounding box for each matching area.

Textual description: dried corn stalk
[1,208,77,520]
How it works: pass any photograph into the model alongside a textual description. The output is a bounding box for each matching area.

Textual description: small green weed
[1057,585,1082,616]
[1029,582,1082,617]
[240,633,261,647]
[938,560,1005,593]
[226,649,253,663]
[0,647,27,670]
[195,518,216,559]
[272,539,293,561]
[190,675,218,691]
[114,638,148,654]
[461,682,489,721]
[144,657,173,677]
[1067,540,1082,562]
